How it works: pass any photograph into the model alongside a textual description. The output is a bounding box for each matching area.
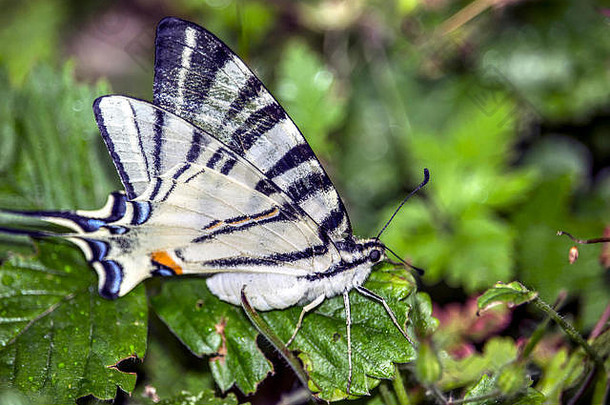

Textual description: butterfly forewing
[153,17,351,240]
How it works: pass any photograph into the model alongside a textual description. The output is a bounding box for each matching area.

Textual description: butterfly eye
[369,249,382,263]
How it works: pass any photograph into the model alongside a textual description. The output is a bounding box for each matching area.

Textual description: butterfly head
[347,238,386,266]
[364,239,385,265]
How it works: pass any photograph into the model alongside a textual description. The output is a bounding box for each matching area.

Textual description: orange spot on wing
[151,251,183,275]
[253,207,279,221]
[204,221,224,231]
[228,217,250,226]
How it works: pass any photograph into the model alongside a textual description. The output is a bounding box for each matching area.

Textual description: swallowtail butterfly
[4,17,426,392]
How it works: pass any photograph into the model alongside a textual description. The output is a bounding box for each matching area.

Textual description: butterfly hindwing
[89,95,341,299]
[153,17,351,240]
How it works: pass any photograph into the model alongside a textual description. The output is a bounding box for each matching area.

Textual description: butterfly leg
[286,294,325,347]
[355,286,414,345]
[343,290,353,395]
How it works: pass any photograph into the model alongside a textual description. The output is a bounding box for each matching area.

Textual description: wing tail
[0,192,151,299]
[1,191,129,233]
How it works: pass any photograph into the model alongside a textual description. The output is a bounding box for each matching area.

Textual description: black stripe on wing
[178,244,328,268]
[223,76,263,124]
[153,108,165,173]
[231,103,287,151]
[154,18,232,122]
[263,144,315,179]
[191,205,286,243]
[96,111,138,199]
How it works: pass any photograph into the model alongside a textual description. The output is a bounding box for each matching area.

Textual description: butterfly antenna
[376,168,430,240]
[385,245,425,276]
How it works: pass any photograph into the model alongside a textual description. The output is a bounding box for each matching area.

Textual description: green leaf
[462,373,545,405]
[496,362,527,396]
[151,266,417,401]
[380,96,538,292]
[476,2,610,121]
[409,292,439,338]
[440,337,518,390]
[514,140,610,327]
[0,64,115,211]
[149,279,271,395]
[0,389,31,405]
[510,388,546,405]
[0,242,147,403]
[477,282,538,314]
[463,374,498,405]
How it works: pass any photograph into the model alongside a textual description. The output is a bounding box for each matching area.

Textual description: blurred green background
[0,0,609,403]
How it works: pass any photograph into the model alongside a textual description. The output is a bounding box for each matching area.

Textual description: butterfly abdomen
[206,258,374,311]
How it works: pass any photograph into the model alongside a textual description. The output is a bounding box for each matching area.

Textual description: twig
[521,291,567,359]
[557,231,610,245]
[532,297,604,369]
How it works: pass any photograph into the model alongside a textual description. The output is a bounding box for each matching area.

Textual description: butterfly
[3,17,427,393]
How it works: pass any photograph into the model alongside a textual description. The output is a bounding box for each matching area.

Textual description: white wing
[153,17,351,240]
[57,96,343,299]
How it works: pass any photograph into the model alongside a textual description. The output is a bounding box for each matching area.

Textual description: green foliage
[0,64,116,211]
[149,278,271,394]
[0,1,65,85]
[415,342,441,385]
[464,374,545,405]
[151,266,419,401]
[276,41,346,156]
[381,98,537,291]
[535,348,586,403]
[131,328,215,402]
[514,138,610,325]
[440,337,518,391]
[477,1,610,121]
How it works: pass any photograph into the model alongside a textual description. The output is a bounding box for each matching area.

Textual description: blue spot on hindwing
[131,201,152,225]
[99,260,123,299]
[83,218,106,232]
[152,268,175,277]
[84,239,109,261]
[107,192,128,222]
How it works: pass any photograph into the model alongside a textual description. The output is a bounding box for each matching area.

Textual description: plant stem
[532,296,604,368]
[522,291,566,359]
[392,365,411,405]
